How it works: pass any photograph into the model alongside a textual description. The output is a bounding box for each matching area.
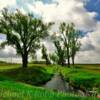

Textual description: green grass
[0,63,100,99]
[0,63,100,92]
[0,80,97,100]
[63,67,100,92]
[0,63,20,71]
[0,66,53,86]
[66,70,98,89]
[52,64,100,92]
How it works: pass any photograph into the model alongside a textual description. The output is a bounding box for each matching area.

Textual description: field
[0,62,100,100]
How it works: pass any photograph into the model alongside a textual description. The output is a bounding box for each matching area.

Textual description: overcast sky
[0,0,100,63]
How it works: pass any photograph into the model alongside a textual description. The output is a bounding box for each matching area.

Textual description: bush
[31,61,46,64]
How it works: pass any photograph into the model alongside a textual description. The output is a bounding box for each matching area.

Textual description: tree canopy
[41,45,51,65]
[0,8,52,68]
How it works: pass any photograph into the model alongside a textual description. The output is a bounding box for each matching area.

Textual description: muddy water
[44,73,97,97]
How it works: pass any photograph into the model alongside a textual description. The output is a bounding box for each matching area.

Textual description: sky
[0,0,100,63]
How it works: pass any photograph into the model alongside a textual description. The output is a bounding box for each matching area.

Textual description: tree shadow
[0,66,53,86]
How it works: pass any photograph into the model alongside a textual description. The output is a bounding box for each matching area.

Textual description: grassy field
[0,81,96,100]
[61,65,100,93]
[0,63,100,99]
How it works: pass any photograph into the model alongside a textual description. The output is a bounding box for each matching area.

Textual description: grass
[64,66,100,92]
[67,70,98,90]
[0,80,98,100]
[0,63,100,99]
[0,67,53,86]
[0,63,100,91]
[50,64,100,92]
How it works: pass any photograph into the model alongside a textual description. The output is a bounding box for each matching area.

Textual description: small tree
[59,22,72,67]
[49,53,58,64]
[54,40,66,66]
[70,23,81,66]
[41,45,51,65]
[0,9,52,68]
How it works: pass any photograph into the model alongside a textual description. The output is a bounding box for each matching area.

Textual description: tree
[59,22,72,67]
[51,33,66,66]
[52,23,80,67]
[0,9,52,68]
[54,40,66,66]
[70,23,81,66]
[49,53,58,64]
[41,45,51,65]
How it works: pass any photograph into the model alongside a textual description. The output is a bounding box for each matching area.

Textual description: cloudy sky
[0,0,100,63]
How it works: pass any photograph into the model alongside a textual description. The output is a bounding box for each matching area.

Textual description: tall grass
[0,81,97,100]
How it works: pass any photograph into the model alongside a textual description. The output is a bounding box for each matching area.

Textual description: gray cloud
[80,43,95,51]
[0,46,16,58]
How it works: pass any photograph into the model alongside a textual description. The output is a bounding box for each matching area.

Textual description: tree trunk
[72,56,75,66]
[67,47,70,68]
[67,56,70,68]
[22,53,28,68]
[46,58,51,65]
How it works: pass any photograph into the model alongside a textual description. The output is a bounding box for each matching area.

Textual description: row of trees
[0,9,81,68]
[42,23,81,67]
